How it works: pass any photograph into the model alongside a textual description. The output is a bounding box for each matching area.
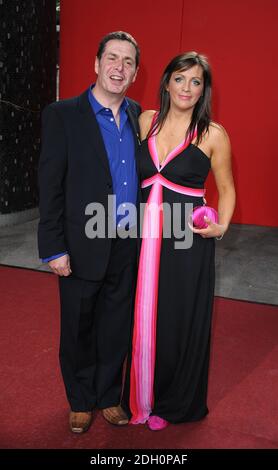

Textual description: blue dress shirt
[42,86,138,263]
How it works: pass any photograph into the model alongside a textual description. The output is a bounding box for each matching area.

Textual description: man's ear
[94,57,99,75]
[132,67,139,84]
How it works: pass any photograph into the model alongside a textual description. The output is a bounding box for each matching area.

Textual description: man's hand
[48,254,72,276]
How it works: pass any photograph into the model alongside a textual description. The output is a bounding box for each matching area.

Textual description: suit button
[107,182,112,189]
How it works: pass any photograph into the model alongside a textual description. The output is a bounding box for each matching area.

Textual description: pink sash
[129,130,205,424]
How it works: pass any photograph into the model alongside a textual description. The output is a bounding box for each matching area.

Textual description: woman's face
[167,64,204,111]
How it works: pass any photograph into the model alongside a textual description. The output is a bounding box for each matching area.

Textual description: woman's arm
[138,110,156,140]
[192,124,236,238]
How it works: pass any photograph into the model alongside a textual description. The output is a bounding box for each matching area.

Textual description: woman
[123,52,236,430]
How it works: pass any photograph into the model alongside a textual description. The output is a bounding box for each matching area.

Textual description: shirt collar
[88,84,129,114]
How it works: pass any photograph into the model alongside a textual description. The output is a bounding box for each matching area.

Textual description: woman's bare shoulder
[139,109,157,123]
[208,121,232,160]
[139,110,157,139]
[208,121,230,141]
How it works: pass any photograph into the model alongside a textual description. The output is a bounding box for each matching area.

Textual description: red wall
[59,0,278,227]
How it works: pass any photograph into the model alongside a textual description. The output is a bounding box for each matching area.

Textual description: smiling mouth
[110,75,124,82]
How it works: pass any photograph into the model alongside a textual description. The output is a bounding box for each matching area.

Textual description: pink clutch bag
[190,205,218,229]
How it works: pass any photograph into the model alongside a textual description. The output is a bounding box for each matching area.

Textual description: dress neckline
[148,130,197,172]
[155,134,186,168]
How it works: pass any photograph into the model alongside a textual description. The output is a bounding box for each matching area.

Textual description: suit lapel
[126,100,141,184]
[77,91,141,178]
[78,90,112,176]
[126,102,141,149]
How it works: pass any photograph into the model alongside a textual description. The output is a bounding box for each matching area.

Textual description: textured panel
[0,0,56,214]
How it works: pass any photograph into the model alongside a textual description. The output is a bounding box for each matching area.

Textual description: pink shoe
[147,415,169,431]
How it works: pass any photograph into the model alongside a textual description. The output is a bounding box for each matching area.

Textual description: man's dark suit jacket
[38,90,141,281]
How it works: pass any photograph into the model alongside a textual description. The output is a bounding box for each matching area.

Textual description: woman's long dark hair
[147,51,212,145]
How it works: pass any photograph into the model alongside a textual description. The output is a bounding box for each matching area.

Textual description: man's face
[95,39,138,97]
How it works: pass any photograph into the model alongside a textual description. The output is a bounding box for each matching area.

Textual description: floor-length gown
[123,129,215,424]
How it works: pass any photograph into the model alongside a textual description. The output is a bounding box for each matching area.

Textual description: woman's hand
[188,216,227,239]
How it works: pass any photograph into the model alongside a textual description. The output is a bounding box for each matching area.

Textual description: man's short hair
[97,31,140,67]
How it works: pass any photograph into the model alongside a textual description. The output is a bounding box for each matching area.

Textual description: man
[38,31,141,433]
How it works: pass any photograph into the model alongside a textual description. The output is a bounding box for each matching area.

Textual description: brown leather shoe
[69,411,92,434]
[102,405,129,426]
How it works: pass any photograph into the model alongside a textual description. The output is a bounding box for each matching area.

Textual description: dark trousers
[58,236,137,412]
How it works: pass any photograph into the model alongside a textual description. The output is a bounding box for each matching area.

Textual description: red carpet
[0,265,277,449]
